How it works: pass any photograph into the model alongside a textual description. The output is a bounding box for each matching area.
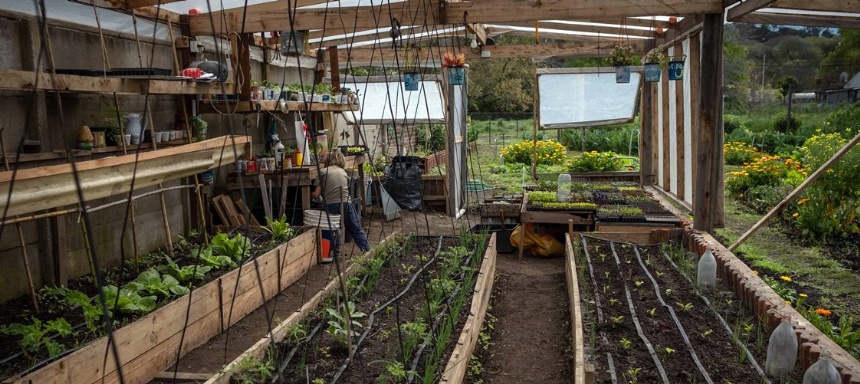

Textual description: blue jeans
[326,202,370,252]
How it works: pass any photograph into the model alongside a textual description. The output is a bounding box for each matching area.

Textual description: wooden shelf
[197,99,359,114]
[0,69,235,95]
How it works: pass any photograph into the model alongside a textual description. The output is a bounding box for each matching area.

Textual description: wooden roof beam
[726,0,777,21]
[734,9,860,28]
[500,21,661,38]
[772,0,860,13]
[336,41,647,66]
[190,0,719,35]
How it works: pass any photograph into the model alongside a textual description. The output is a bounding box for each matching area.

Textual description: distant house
[817,72,860,104]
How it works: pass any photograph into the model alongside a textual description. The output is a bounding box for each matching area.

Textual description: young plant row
[0,217,295,378]
[232,234,488,384]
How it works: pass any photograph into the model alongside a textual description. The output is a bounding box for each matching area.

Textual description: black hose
[629,245,713,384]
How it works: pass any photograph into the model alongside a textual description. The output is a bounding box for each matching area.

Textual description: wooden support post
[1,128,38,311]
[694,14,724,233]
[49,211,67,286]
[661,76,670,191]
[640,41,655,186]
[329,46,341,94]
[729,131,860,252]
[689,33,701,211]
[675,42,686,199]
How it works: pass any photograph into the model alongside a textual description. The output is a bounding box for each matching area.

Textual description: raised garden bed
[221,233,496,383]
[1,228,317,384]
[573,234,770,383]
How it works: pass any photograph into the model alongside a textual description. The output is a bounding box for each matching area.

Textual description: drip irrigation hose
[330,237,445,384]
[610,244,670,384]
[606,352,618,384]
[658,248,771,383]
[630,245,714,384]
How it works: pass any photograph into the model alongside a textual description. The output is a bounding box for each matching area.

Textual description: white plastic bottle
[273,135,285,169]
[697,249,717,289]
[557,173,571,202]
[802,350,841,384]
[766,319,798,378]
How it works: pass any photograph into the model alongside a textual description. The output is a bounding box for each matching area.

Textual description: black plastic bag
[382,158,424,211]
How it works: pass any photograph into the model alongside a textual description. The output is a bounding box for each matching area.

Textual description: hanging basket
[644,63,661,83]
[280,30,305,56]
[404,72,420,91]
[668,59,685,81]
[448,67,465,85]
[615,66,631,83]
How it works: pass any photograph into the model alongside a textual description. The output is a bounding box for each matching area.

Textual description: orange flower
[816,308,832,316]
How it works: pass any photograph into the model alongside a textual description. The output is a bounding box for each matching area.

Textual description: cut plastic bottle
[802,350,841,384]
[766,319,798,378]
[697,249,717,289]
[557,174,571,202]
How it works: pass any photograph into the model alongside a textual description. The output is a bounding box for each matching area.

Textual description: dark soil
[468,253,572,384]
[578,236,770,383]
[270,235,484,384]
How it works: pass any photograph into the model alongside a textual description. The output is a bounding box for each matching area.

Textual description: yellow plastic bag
[510,225,564,257]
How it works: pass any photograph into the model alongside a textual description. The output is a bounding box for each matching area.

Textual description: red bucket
[320,239,332,263]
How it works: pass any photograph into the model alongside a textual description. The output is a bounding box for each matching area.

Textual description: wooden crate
[422,174,448,214]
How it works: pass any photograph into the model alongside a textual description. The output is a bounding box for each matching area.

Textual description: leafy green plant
[527,191,557,203]
[194,247,236,270]
[0,317,74,358]
[102,285,157,315]
[232,354,276,384]
[570,151,625,172]
[676,302,693,312]
[619,337,632,349]
[375,360,411,384]
[326,301,366,347]
[210,232,252,261]
[127,268,190,299]
[607,44,634,67]
[284,323,308,344]
[400,321,428,361]
[61,289,105,333]
[625,367,642,384]
[160,255,212,283]
[264,214,295,243]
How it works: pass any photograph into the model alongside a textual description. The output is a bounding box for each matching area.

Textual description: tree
[777,75,799,99]
[819,30,860,88]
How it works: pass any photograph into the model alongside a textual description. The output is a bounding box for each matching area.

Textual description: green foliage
[569,151,625,172]
[825,103,860,135]
[416,124,446,152]
[819,30,860,88]
[0,317,74,358]
[375,360,411,384]
[264,214,295,244]
[726,155,805,197]
[60,289,105,334]
[399,321,428,361]
[102,285,157,315]
[724,141,760,166]
[724,114,743,135]
[195,247,237,270]
[127,268,189,299]
[771,113,803,133]
[467,55,537,113]
[326,301,366,347]
[559,123,640,156]
[501,140,568,166]
[607,44,634,67]
[794,131,860,238]
[232,354,276,384]
[160,255,212,283]
[210,232,251,261]
[535,202,598,210]
[744,184,794,213]
[527,191,556,203]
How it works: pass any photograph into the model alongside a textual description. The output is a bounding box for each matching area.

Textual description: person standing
[311,151,371,253]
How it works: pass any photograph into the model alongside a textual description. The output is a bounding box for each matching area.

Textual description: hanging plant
[643,49,669,68]
[606,44,634,67]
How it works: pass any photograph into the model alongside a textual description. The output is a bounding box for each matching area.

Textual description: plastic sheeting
[538,70,641,129]
[343,80,446,125]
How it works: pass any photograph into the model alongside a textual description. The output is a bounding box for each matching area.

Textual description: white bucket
[303,210,341,229]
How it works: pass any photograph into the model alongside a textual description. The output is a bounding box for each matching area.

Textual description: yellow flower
[786,300,792,307]
[792,212,799,218]
[780,276,792,283]
[799,293,808,298]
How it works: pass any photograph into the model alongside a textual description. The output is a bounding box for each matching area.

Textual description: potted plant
[642,49,667,83]
[607,44,634,83]
[442,51,466,85]
[668,52,686,81]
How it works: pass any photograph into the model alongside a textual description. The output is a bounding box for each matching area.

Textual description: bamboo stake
[159,183,175,256]
[0,128,39,312]
[0,208,78,226]
[78,219,98,288]
[729,131,860,252]
[130,201,140,275]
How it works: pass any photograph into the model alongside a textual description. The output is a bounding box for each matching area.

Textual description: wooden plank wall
[14,230,317,384]
[653,34,703,208]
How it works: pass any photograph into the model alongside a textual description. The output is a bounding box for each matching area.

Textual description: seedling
[612,316,624,324]
[625,367,642,384]
[620,338,632,349]
[326,301,366,347]
[609,298,618,305]
[701,329,714,338]
[634,280,644,287]
[743,323,754,334]
[655,271,663,278]
[665,288,673,296]
[677,302,694,311]
[648,308,656,317]
[605,271,611,279]
[664,347,675,354]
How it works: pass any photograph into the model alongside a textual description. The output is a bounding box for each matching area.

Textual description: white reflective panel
[343,80,445,125]
[538,71,641,129]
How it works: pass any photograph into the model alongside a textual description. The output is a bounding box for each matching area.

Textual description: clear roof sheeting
[1,0,170,42]
[344,80,445,125]
[537,69,641,129]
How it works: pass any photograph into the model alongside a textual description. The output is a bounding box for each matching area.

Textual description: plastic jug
[557,174,571,202]
[697,249,717,289]
[766,320,798,378]
[803,350,840,384]
[272,135,285,168]
[125,113,143,138]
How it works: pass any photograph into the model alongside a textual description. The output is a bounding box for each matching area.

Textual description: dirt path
[478,253,571,384]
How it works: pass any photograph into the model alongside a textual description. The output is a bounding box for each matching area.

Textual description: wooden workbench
[517,194,595,259]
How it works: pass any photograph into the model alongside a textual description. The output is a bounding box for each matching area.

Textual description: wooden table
[517,195,595,259]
